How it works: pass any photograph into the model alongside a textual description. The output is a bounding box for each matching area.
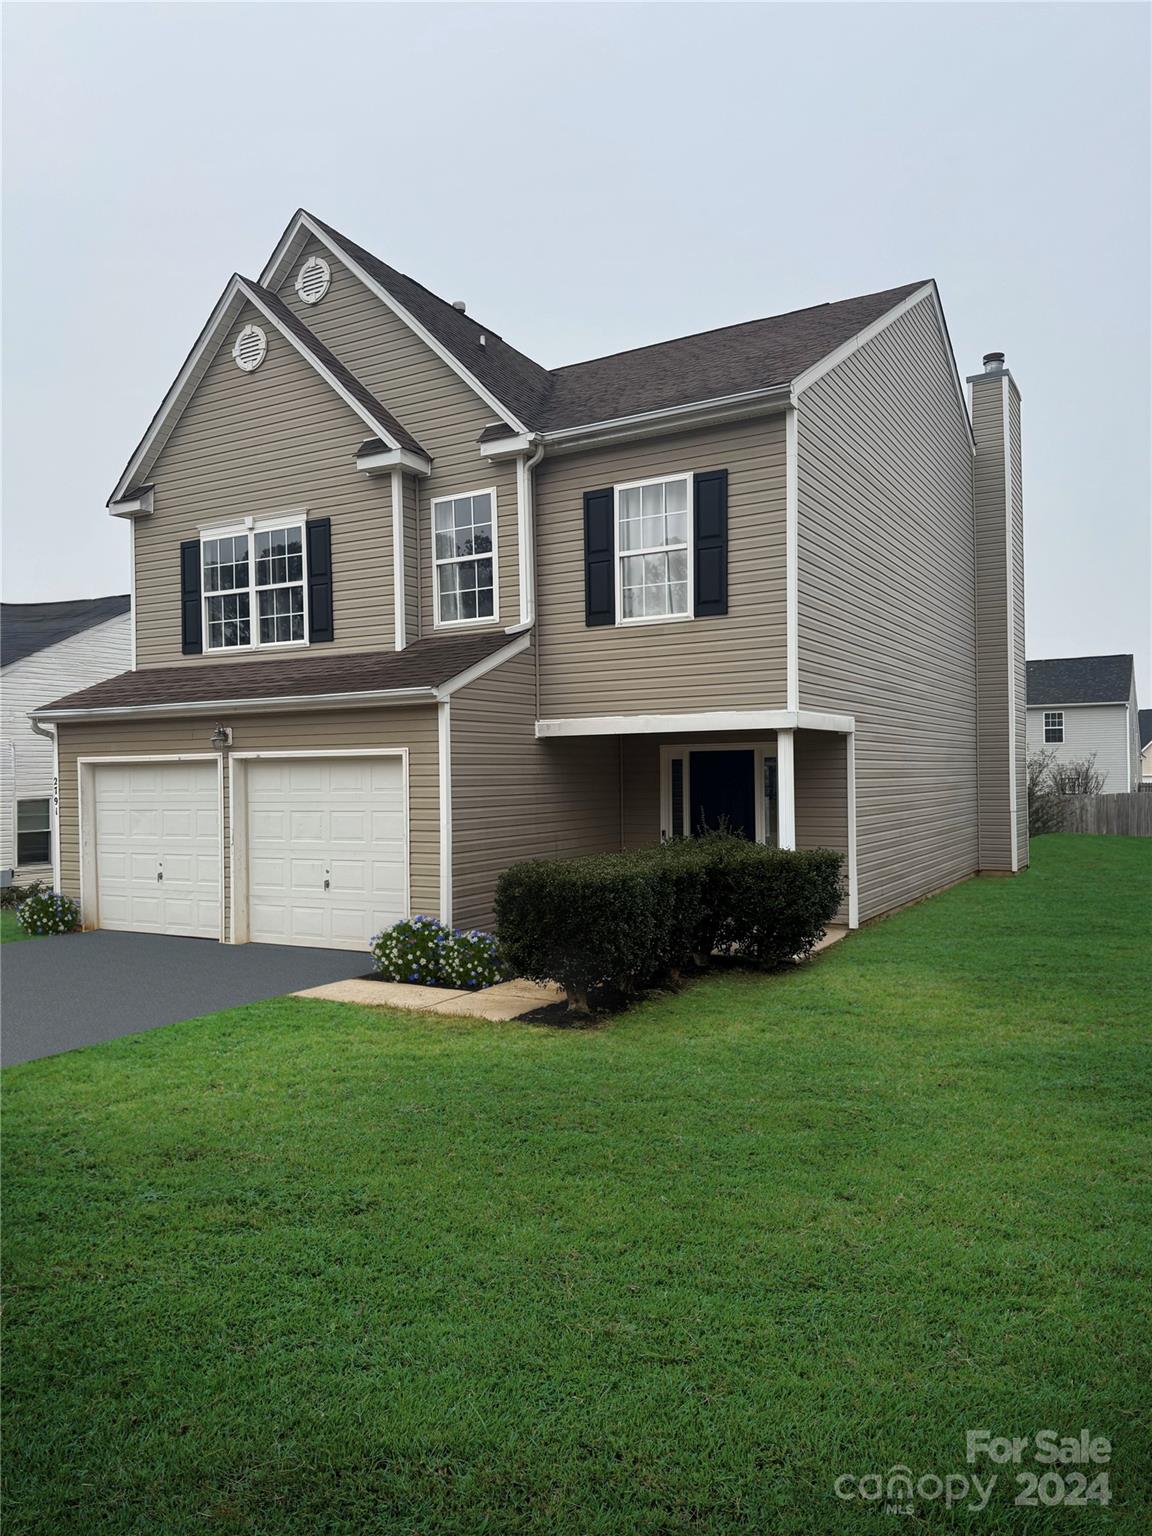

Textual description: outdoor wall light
[211,724,233,751]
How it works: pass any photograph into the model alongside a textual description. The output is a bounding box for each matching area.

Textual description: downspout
[507,437,544,634]
[29,716,60,890]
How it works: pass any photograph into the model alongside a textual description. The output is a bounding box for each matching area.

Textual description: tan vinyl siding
[55,706,439,931]
[1009,382,1028,866]
[971,372,1015,870]
[403,474,420,646]
[135,300,396,669]
[535,417,788,718]
[276,238,519,636]
[797,294,978,921]
[449,647,621,930]
[795,730,850,923]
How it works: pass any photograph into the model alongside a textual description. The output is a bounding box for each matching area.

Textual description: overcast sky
[3,2,1149,695]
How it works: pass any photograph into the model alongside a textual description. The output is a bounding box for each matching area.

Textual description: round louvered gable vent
[232,324,267,372]
[295,256,331,305]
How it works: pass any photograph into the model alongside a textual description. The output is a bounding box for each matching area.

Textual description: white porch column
[776,728,796,849]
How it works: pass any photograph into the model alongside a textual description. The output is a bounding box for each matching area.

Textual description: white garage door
[94,761,221,938]
[245,756,407,950]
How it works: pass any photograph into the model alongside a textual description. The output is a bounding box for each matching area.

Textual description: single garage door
[94,761,221,938]
[245,756,407,950]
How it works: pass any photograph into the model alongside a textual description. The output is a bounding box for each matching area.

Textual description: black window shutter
[693,469,728,617]
[583,488,615,627]
[179,539,203,655]
[306,518,334,642]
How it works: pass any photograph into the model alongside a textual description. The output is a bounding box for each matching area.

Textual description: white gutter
[28,717,60,888]
[32,685,440,725]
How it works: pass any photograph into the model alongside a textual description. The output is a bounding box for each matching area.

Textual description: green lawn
[0,908,44,943]
[3,836,1149,1533]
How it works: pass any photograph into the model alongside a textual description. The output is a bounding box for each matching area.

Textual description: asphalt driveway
[1,931,370,1066]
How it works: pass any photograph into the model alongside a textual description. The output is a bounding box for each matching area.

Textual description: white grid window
[1044,710,1064,744]
[203,534,251,650]
[255,526,305,644]
[202,523,306,650]
[617,476,690,622]
[433,491,496,625]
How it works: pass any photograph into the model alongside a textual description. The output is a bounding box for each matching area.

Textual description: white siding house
[1,598,131,884]
[1026,655,1141,793]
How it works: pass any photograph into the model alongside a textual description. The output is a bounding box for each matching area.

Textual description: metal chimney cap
[452,300,466,312]
[983,351,1005,371]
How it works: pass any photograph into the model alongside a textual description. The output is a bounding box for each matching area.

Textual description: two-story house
[1026,655,1141,792]
[32,211,1026,949]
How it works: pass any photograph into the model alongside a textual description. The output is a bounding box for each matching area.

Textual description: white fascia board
[1027,700,1128,711]
[479,432,535,460]
[792,281,975,451]
[435,632,532,698]
[357,447,432,477]
[109,486,154,519]
[539,386,793,454]
[235,279,403,452]
[535,708,855,739]
[262,212,530,436]
[109,280,247,504]
[33,686,439,725]
[109,273,409,507]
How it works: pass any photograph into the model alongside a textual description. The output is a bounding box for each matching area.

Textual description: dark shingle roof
[310,213,928,433]
[246,280,427,456]
[307,214,554,427]
[537,283,928,429]
[1139,709,1152,750]
[1027,655,1135,707]
[35,632,514,714]
[2,596,130,669]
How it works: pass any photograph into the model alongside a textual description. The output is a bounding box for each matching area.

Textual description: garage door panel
[245,756,407,951]
[94,762,220,940]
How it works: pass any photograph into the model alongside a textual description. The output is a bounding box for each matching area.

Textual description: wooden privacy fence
[1058,793,1152,837]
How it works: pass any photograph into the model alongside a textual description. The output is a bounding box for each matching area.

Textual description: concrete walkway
[2,931,371,1066]
[293,976,563,1019]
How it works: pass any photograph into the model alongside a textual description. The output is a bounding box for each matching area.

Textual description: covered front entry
[660,742,778,844]
[232,752,409,951]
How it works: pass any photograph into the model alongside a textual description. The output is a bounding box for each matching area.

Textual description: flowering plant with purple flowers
[17,889,81,936]
[370,914,508,991]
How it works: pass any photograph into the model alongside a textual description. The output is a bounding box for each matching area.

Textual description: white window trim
[613,472,694,628]
[1043,710,1065,743]
[199,514,310,653]
[431,487,500,630]
[15,796,52,868]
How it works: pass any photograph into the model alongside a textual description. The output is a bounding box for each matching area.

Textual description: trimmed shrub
[370,915,507,991]
[495,838,846,1013]
[16,889,81,936]
[495,853,669,1014]
[1,879,48,912]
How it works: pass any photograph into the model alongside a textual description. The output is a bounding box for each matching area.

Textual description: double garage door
[92,756,406,950]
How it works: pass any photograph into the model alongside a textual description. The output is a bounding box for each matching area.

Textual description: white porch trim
[535,708,855,739]
[776,729,796,850]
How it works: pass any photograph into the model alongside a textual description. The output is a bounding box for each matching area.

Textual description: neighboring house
[2,597,130,883]
[31,210,1026,950]
[1137,708,1151,783]
[1026,655,1141,792]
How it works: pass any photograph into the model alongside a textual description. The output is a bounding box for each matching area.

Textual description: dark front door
[689,750,756,839]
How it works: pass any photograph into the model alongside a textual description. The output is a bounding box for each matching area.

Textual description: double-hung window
[433,490,497,625]
[202,520,307,650]
[16,798,51,866]
[616,475,691,623]
[1044,710,1064,744]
